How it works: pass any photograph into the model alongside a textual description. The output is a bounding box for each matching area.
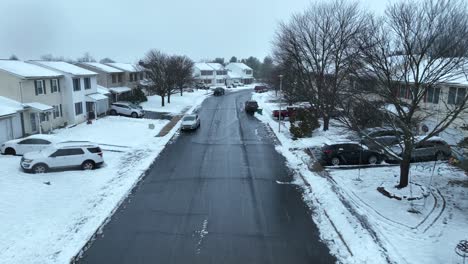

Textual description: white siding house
[225,63,254,84]
[193,63,227,86]
[28,61,108,123]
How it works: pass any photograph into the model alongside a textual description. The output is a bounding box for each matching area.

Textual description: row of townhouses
[0,60,143,143]
[193,62,254,86]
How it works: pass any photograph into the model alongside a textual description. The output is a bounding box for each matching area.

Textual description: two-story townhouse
[206,63,227,86]
[105,62,144,90]
[225,63,254,84]
[0,60,66,135]
[77,62,131,102]
[28,61,108,124]
[193,63,215,86]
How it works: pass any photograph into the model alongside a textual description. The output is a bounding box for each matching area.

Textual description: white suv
[21,142,104,174]
[109,102,145,118]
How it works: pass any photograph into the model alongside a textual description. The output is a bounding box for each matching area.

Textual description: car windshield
[183,116,195,121]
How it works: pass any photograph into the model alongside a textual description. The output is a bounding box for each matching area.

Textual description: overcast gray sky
[0,0,391,63]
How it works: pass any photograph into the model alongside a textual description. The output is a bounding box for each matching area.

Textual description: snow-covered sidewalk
[252,91,468,264]
[0,94,208,263]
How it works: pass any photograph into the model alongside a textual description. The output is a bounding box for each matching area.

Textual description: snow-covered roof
[0,60,63,79]
[23,102,53,112]
[106,63,139,72]
[227,71,242,79]
[86,93,108,101]
[206,63,224,71]
[227,63,252,70]
[109,87,132,94]
[194,63,214,71]
[30,61,97,76]
[97,85,111,95]
[81,62,123,73]
[0,96,24,116]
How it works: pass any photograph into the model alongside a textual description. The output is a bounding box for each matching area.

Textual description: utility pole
[278,75,283,133]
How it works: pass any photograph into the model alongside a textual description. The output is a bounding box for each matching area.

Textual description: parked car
[1,134,56,155]
[213,87,225,96]
[319,143,385,166]
[361,127,403,150]
[254,85,268,93]
[109,102,145,118]
[195,83,209,89]
[181,114,201,131]
[21,142,104,174]
[233,81,243,87]
[245,100,259,114]
[273,109,289,119]
[387,136,452,162]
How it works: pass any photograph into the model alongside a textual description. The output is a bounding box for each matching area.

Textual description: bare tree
[341,0,468,188]
[168,55,194,97]
[40,54,66,61]
[139,50,170,107]
[77,52,96,63]
[273,0,367,130]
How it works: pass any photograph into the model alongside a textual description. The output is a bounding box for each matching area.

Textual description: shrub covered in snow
[119,88,148,103]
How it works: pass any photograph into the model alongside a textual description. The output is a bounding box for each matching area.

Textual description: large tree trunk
[167,92,171,104]
[161,95,165,107]
[398,148,412,188]
[323,115,330,131]
[180,87,183,96]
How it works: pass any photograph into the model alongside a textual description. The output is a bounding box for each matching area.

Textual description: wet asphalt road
[77,90,335,264]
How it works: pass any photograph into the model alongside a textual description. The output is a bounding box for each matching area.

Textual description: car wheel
[331,157,340,166]
[32,164,47,174]
[435,151,445,161]
[131,112,138,118]
[110,109,117,115]
[4,147,16,155]
[368,155,378,165]
[82,160,95,170]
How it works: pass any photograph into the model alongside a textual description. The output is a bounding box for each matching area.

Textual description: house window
[129,73,134,82]
[118,73,123,82]
[112,74,117,83]
[245,70,252,75]
[216,71,224,75]
[217,79,224,83]
[203,79,211,84]
[84,77,91,89]
[40,112,49,122]
[448,87,466,105]
[426,87,440,104]
[50,79,59,93]
[35,80,45,95]
[53,105,60,118]
[73,78,81,91]
[75,102,83,115]
[140,72,144,80]
[398,86,408,98]
[201,70,213,76]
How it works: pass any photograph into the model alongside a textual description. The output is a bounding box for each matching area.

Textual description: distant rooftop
[206,63,224,70]
[106,63,139,72]
[29,61,97,76]
[0,60,62,79]
[81,62,123,73]
[194,62,216,71]
[228,62,252,70]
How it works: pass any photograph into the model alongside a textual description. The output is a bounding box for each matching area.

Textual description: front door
[30,113,37,133]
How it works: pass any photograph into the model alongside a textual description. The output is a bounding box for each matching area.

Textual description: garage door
[0,118,12,144]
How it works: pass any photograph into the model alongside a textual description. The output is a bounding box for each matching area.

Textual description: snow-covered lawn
[140,84,255,114]
[252,91,468,264]
[0,112,192,263]
[331,163,468,264]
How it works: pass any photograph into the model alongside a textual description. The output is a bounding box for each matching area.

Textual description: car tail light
[98,152,103,157]
[323,149,332,154]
